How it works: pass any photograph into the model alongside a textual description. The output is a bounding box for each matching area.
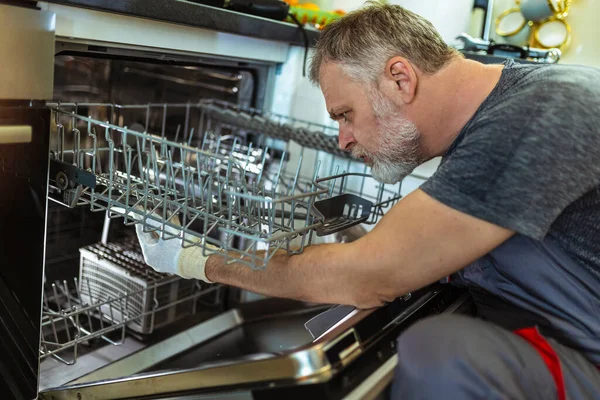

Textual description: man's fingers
[135,223,160,246]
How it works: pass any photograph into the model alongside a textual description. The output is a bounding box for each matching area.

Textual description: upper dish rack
[47,100,403,269]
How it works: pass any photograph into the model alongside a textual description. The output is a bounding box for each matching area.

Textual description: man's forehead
[319,63,346,104]
[319,62,343,86]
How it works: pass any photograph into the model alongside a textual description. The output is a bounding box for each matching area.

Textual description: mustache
[351,145,373,160]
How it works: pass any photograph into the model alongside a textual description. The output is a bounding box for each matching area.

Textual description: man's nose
[338,126,356,152]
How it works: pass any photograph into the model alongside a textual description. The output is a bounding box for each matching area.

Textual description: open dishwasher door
[40,284,465,400]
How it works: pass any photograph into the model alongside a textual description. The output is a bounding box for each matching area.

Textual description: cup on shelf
[495,7,533,46]
[533,17,571,51]
[519,0,568,22]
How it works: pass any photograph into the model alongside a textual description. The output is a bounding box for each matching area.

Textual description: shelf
[44,0,320,47]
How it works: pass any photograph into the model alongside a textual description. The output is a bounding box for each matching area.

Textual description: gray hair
[309,2,459,85]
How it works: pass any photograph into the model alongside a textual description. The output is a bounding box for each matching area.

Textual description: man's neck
[408,58,504,158]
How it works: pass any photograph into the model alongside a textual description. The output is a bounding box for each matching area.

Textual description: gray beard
[352,89,423,184]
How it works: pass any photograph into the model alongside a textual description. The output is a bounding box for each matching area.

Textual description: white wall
[271,47,330,125]
[558,0,600,68]
[270,46,339,186]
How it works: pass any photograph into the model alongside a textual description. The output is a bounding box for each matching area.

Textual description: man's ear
[382,57,418,105]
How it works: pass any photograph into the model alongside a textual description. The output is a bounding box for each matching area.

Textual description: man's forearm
[202,190,514,309]
[205,242,389,307]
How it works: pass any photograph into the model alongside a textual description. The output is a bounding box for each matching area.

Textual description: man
[137,3,600,399]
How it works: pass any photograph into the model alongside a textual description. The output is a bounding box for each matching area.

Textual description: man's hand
[134,213,218,283]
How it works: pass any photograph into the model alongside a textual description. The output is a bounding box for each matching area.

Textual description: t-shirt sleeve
[420,82,600,240]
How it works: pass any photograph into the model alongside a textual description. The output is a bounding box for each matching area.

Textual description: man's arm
[205,188,514,309]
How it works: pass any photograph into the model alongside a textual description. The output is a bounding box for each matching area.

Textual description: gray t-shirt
[421,60,600,278]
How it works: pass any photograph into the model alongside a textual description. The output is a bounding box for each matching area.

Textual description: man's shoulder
[471,63,600,130]
[509,62,600,83]
[501,63,600,101]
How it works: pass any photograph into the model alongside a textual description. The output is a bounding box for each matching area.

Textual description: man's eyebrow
[328,107,344,120]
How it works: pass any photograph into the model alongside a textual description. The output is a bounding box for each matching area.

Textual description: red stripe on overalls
[514,327,566,400]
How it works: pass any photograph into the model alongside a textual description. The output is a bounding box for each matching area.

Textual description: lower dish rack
[40,239,220,365]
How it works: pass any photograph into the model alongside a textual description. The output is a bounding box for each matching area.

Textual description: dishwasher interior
[0,4,474,399]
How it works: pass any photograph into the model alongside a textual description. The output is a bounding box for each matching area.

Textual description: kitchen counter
[44,0,320,47]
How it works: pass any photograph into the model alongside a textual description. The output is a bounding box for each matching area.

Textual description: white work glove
[132,212,219,283]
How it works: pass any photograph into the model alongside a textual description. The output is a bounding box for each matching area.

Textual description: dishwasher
[0,2,476,399]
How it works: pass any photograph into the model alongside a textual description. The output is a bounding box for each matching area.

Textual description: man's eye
[342,112,349,123]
